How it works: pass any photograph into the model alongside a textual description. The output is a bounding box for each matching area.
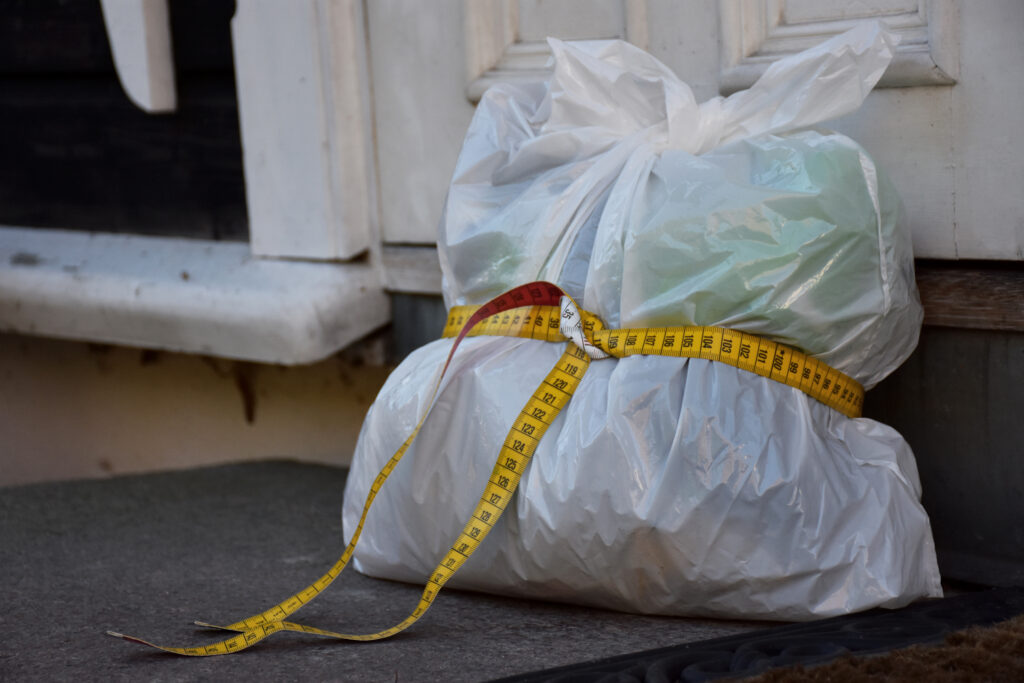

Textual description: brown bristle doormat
[746,612,1024,682]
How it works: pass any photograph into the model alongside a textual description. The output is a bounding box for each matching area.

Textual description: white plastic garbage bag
[344,22,942,620]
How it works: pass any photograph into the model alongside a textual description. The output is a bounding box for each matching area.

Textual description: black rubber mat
[493,587,1024,682]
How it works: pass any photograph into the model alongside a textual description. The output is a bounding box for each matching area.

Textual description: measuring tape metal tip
[107,631,148,646]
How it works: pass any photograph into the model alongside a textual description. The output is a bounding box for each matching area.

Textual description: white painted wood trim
[99,0,177,113]
[464,0,519,86]
[0,227,390,364]
[465,0,651,102]
[466,41,552,102]
[381,245,444,294]
[925,0,960,83]
[718,0,958,93]
[231,0,375,260]
[624,0,649,51]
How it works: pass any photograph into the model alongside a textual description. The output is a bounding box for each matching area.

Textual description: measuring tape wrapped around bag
[109,281,864,655]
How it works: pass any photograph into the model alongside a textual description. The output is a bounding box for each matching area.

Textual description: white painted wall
[0,333,390,486]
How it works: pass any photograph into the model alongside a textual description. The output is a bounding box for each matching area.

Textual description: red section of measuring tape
[442,281,564,373]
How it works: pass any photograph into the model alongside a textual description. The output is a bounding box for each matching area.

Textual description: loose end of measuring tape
[106,631,149,646]
[106,631,164,650]
[107,627,264,656]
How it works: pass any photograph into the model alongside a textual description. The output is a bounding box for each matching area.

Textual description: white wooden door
[369,0,1024,294]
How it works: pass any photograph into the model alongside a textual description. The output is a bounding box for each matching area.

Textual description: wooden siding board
[916,263,1024,332]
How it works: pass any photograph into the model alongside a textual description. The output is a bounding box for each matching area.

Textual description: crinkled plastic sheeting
[344,22,941,619]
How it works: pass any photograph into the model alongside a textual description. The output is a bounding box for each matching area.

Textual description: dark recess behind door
[0,0,247,241]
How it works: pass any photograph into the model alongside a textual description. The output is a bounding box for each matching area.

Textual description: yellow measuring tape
[108,281,861,656]
[443,304,863,418]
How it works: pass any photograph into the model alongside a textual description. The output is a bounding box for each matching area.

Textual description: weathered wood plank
[916,262,1024,332]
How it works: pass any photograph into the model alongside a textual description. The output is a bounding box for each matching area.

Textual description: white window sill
[0,226,390,365]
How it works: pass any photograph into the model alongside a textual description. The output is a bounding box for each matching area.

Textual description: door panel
[367,0,475,245]
[369,0,1023,260]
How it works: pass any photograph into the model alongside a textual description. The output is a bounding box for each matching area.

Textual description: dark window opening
[0,0,247,241]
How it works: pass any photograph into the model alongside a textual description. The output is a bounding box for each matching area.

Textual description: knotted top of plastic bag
[539,22,895,154]
[439,23,920,388]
